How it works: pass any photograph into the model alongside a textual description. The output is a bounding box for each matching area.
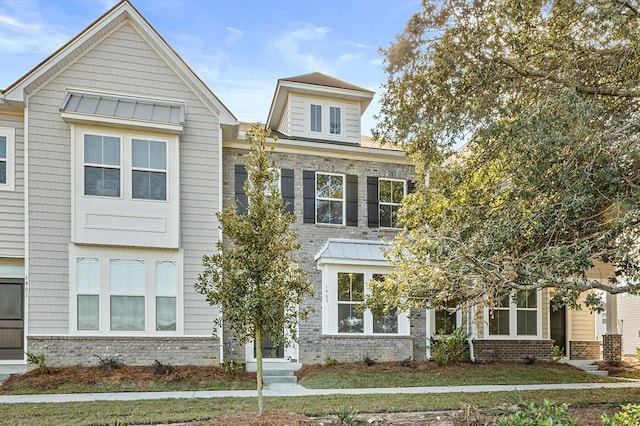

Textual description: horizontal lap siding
[27,23,220,335]
[0,113,25,257]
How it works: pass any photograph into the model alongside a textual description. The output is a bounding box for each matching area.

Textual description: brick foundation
[27,336,221,367]
[602,334,622,362]
[473,339,553,362]
[320,335,414,363]
[569,341,600,360]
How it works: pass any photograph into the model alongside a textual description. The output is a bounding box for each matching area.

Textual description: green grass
[298,363,618,389]
[1,388,638,426]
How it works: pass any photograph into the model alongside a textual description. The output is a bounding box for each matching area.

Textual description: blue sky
[0,0,419,135]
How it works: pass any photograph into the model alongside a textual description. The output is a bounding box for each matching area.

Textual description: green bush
[431,327,468,366]
[26,352,51,374]
[601,404,640,426]
[550,345,565,363]
[324,356,339,366]
[497,400,577,425]
[635,347,640,362]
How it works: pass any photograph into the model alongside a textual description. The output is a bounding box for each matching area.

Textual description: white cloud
[0,2,71,55]
[269,23,335,73]
[225,26,245,45]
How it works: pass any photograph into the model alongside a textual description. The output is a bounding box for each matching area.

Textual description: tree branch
[615,0,640,16]
[496,56,640,98]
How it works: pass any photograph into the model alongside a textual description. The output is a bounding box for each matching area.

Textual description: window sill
[322,334,412,339]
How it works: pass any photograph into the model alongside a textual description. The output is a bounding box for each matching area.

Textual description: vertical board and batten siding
[0,112,25,257]
[26,22,220,335]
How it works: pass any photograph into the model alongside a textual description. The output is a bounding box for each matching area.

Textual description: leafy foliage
[369,0,640,313]
[601,403,640,425]
[496,400,577,425]
[430,327,468,366]
[195,124,313,414]
[25,352,50,374]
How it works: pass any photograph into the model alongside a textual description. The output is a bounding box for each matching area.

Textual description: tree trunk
[255,320,264,416]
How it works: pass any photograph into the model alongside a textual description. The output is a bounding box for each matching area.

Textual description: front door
[0,279,24,360]
[550,305,567,355]
[254,331,285,359]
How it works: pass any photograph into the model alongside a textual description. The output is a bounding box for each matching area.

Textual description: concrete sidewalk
[1,381,640,404]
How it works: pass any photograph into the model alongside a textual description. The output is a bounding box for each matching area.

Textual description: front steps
[0,363,27,384]
[562,360,608,376]
[246,361,302,385]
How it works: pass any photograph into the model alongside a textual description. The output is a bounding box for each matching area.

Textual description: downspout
[467,307,476,362]
[23,97,29,362]
[218,123,224,364]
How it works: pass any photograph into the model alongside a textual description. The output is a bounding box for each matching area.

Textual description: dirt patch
[0,364,255,394]
[596,357,640,376]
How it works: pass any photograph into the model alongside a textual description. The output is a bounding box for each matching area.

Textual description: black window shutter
[234,164,248,215]
[407,179,416,194]
[281,169,295,214]
[367,176,379,228]
[303,170,315,223]
[346,174,358,227]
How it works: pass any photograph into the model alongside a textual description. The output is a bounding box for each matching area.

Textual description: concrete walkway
[1,381,640,404]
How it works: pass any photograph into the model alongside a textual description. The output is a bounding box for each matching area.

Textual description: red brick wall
[569,341,600,360]
[602,334,622,361]
[473,340,553,362]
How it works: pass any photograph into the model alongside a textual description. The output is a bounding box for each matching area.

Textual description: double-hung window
[329,106,341,135]
[488,290,539,337]
[132,139,167,200]
[379,178,406,228]
[84,134,121,197]
[325,269,407,335]
[316,172,345,225]
[77,257,100,330]
[337,272,364,333]
[0,127,15,190]
[155,261,177,331]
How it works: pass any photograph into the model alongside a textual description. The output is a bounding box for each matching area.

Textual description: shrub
[94,355,122,371]
[222,361,244,374]
[362,355,376,366]
[497,400,577,425]
[26,352,51,374]
[431,327,468,366]
[153,360,174,375]
[324,356,339,366]
[601,404,640,426]
[550,345,565,363]
[336,404,366,425]
[636,347,640,362]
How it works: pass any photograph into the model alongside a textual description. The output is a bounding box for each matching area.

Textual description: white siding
[289,96,306,135]
[26,23,220,335]
[0,112,25,257]
[287,93,361,144]
[619,293,640,355]
[276,97,291,135]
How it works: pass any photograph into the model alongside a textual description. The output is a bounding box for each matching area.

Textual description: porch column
[603,292,621,362]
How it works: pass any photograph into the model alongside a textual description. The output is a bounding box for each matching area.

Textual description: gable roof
[280,72,374,94]
[1,0,237,125]
[266,72,375,133]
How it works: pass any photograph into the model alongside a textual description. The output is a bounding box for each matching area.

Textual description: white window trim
[0,126,16,191]
[379,178,407,229]
[483,290,542,339]
[321,265,410,336]
[69,245,184,336]
[304,99,346,141]
[315,171,346,226]
[427,308,463,337]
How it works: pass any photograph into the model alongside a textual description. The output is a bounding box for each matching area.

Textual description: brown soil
[596,358,640,375]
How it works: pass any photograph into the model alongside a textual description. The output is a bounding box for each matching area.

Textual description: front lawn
[296,360,617,389]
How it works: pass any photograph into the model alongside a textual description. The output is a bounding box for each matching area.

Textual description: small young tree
[195,124,312,415]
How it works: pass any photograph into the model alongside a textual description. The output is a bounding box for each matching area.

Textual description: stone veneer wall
[473,339,553,362]
[569,340,600,360]
[320,335,414,363]
[602,334,622,361]
[27,336,220,367]
[223,147,417,365]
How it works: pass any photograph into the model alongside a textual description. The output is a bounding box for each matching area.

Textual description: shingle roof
[280,72,374,94]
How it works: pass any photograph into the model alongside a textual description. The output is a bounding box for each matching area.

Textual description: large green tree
[195,124,312,415]
[369,0,640,313]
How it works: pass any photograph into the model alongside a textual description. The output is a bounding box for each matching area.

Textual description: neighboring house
[0,1,237,367]
[618,293,640,356]
[0,1,609,369]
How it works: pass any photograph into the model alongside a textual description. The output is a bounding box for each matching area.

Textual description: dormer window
[330,106,341,134]
[311,104,322,132]
[305,100,346,141]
